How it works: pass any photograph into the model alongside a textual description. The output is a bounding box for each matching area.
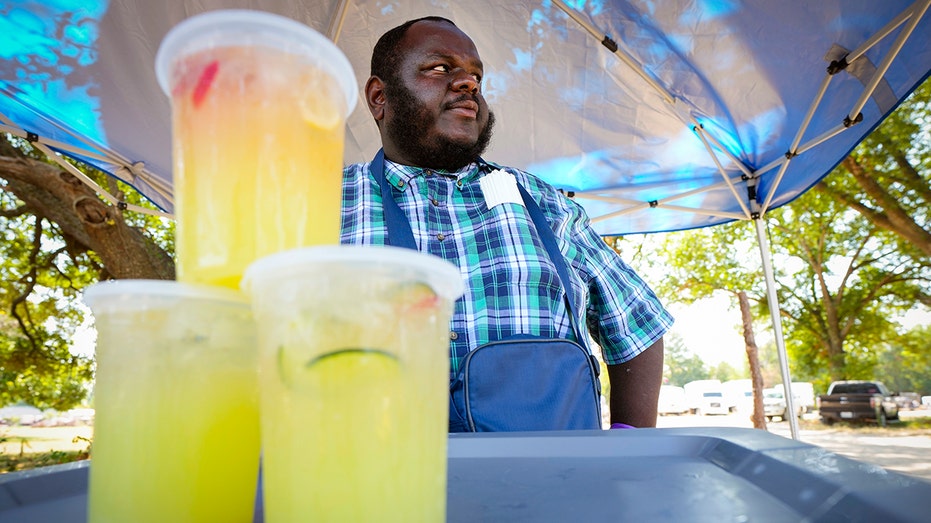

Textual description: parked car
[723,379,753,413]
[817,380,898,426]
[786,382,815,413]
[66,408,96,425]
[0,404,44,426]
[683,380,726,415]
[763,387,802,421]
[693,391,729,416]
[893,392,921,410]
[657,385,689,416]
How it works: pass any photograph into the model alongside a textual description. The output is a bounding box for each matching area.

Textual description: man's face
[381,21,495,170]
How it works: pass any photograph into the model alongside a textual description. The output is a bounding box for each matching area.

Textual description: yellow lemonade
[169,45,348,288]
[85,284,261,523]
[246,251,459,523]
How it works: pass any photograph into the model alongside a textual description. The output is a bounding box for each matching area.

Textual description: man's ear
[365,76,386,122]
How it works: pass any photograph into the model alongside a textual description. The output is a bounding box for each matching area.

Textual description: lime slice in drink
[306,348,398,367]
[304,348,400,390]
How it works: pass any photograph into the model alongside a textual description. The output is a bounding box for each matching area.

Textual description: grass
[0,426,93,474]
[0,435,91,473]
[797,414,931,435]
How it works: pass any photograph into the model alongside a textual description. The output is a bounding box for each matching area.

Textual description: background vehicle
[0,404,45,426]
[683,380,728,415]
[893,392,921,410]
[762,387,802,421]
[723,379,754,413]
[782,382,815,413]
[695,391,729,415]
[657,385,689,416]
[817,380,899,426]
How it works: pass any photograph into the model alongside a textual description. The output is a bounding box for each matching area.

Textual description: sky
[665,294,751,368]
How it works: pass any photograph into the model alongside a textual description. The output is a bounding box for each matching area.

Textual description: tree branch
[10,217,42,350]
[871,131,931,201]
[840,157,931,256]
[0,150,175,280]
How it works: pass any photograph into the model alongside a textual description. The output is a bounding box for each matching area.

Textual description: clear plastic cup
[242,246,464,522]
[155,10,358,289]
[83,280,260,523]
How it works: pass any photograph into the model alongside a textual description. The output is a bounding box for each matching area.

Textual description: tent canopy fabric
[1,0,929,235]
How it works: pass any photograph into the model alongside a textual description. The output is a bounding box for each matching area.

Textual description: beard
[384,82,496,171]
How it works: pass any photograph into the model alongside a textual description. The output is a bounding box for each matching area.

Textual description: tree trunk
[738,291,767,430]
[0,152,175,280]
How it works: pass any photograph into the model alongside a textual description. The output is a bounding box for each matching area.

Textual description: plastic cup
[242,246,464,522]
[155,10,358,289]
[83,280,261,523]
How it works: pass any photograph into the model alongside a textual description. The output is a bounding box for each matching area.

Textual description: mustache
[445,94,480,110]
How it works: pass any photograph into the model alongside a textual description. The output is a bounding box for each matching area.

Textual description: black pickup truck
[818,380,899,426]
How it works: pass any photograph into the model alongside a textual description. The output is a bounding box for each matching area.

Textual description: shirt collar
[381,158,494,191]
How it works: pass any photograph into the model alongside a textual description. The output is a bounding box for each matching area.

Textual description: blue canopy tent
[2,0,930,438]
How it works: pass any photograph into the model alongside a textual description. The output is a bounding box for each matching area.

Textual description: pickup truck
[817,380,899,426]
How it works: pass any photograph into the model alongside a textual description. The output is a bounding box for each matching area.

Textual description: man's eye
[432,65,450,72]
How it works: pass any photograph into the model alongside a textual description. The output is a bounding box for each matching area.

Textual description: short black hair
[370,16,457,83]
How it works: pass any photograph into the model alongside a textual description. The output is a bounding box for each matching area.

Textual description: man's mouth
[446,98,479,118]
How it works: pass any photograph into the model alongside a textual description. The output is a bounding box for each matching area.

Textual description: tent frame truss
[559,0,930,440]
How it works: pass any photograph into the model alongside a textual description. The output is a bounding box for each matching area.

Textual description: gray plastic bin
[2,427,929,522]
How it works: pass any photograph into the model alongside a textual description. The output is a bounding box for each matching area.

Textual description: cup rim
[241,245,465,301]
[154,8,358,116]
[83,279,250,310]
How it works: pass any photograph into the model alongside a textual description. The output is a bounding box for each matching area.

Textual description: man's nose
[450,71,478,94]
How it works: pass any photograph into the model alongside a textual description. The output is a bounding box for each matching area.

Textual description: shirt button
[449,331,459,340]
[431,198,440,206]
[436,233,446,241]
[456,180,463,188]
[425,170,434,177]
[397,180,405,188]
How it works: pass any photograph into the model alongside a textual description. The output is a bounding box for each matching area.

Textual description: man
[341,16,673,429]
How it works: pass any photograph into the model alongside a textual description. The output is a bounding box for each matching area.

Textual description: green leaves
[1,133,173,410]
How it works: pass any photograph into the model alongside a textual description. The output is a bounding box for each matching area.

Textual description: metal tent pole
[326,0,351,43]
[754,218,800,440]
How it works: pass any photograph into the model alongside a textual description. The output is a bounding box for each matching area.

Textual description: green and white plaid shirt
[341,157,674,377]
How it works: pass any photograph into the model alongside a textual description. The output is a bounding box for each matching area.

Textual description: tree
[755,340,786,390]
[0,135,174,408]
[707,361,742,382]
[662,333,710,386]
[0,137,175,280]
[819,79,931,262]
[645,221,772,427]
[875,324,931,395]
[737,290,766,428]
[765,182,928,381]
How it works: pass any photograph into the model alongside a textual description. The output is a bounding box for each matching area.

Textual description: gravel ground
[657,408,931,481]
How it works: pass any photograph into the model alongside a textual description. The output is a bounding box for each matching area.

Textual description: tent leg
[754,218,801,440]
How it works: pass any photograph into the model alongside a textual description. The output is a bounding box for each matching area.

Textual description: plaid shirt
[341,157,674,377]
